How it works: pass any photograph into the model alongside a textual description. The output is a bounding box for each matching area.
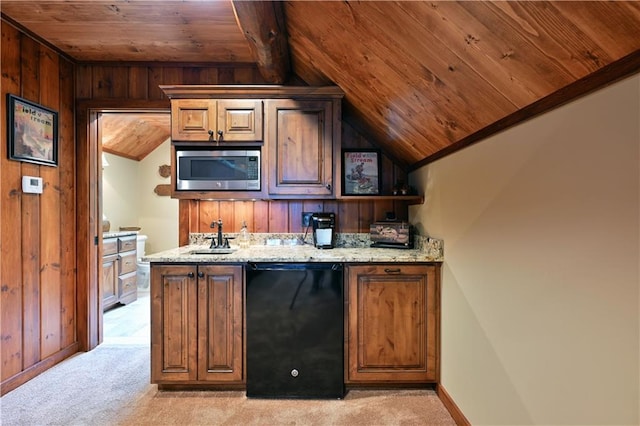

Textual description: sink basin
[189,248,237,255]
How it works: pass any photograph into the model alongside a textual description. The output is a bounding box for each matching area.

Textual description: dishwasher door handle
[248,262,342,271]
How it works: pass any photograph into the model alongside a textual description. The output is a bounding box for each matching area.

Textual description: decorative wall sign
[7,94,58,166]
[342,149,381,195]
[158,164,171,178]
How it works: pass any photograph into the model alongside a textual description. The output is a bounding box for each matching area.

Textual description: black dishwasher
[246,262,344,399]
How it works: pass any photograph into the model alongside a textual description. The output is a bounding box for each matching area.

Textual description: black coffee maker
[311,212,336,249]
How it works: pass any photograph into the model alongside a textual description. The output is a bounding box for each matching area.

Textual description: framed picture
[342,149,381,195]
[7,94,58,167]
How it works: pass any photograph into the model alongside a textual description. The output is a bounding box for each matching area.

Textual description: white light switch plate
[22,176,43,194]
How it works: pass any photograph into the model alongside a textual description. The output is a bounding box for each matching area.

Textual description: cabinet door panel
[359,279,425,368]
[171,99,216,141]
[151,265,198,383]
[347,264,439,383]
[267,100,333,196]
[102,254,119,310]
[217,99,263,141]
[197,265,243,382]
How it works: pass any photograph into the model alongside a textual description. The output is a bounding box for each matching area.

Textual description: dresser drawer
[118,235,137,253]
[118,251,137,275]
[103,238,118,256]
[118,271,137,304]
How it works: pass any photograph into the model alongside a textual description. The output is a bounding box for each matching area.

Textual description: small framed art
[7,94,58,167]
[342,149,381,195]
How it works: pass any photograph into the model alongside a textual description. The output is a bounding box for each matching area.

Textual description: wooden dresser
[102,233,138,310]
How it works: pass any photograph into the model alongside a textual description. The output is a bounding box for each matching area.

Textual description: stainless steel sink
[189,248,237,255]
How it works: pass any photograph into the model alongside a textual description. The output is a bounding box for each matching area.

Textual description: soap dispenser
[239,221,250,248]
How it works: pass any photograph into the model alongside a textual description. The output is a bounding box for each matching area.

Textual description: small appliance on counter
[311,212,336,249]
[370,220,414,249]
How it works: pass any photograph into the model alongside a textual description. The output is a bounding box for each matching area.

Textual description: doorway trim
[76,100,169,351]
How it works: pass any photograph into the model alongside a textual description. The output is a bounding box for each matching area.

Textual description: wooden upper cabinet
[346,264,440,383]
[171,99,263,142]
[266,99,334,197]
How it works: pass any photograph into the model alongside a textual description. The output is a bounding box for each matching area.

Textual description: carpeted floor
[0,343,454,425]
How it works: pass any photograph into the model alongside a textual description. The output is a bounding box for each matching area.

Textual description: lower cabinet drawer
[118,271,137,304]
[119,251,137,275]
[118,235,137,252]
[103,238,118,256]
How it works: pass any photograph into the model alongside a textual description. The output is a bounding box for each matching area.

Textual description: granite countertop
[103,231,138,239]
[143,233,444,263]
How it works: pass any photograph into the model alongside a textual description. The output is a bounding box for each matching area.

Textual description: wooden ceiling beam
[231,0,291,84]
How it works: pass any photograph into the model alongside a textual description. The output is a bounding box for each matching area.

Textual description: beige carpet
[1,343,454,426]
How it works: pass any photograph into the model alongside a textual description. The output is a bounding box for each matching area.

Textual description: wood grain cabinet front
[101,253,119,310]
[102,235,138,310]
[345,264,440,384]
[150,264,244,385]
[171,99,263,142]
[266,99,335,197]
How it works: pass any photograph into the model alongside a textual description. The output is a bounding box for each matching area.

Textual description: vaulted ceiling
[2,1,639,167]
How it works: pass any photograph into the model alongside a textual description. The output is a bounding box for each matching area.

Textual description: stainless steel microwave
[176,149,261,191]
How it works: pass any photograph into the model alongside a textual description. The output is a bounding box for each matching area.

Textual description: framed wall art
[7,94,58,167]
[342,149,381,195]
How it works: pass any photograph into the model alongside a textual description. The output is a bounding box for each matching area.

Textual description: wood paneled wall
[1,20,77,395]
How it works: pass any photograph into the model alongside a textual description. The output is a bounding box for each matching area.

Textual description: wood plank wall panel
[39,44,62,359]
[1,20,77,395]
[1,20,25,387]
[59,58,76,347]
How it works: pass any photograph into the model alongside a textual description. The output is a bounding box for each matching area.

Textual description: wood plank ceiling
[2,1,639,168]
[100,112,170,161]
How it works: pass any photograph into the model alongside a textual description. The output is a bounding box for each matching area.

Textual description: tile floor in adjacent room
[103,289,150,345]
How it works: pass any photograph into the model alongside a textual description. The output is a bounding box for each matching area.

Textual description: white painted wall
[410,74,639,425]
[102,138,178,254]
[102,153,138,230]
[136,139,178,254]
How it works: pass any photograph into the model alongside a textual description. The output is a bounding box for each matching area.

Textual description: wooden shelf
[337,195,424,204]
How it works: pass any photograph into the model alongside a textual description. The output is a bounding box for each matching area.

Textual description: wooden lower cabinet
[102,253,119,309]
[151,264,244,385]
[102,235,138,310]
[345,264,440,384]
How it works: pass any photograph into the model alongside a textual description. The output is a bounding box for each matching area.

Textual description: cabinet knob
[197,271,204,278]
[207,130,215,141]
[325,183,332,190]
[384,268,401,274]
[188,272,195,278]
[217,130,224,142]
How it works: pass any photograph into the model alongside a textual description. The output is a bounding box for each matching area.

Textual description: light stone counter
[103,231,138,239]
[143,233,443,263]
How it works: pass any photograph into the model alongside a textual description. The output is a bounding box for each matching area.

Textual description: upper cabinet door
[171,99,263,142]
[171,99,217,142]
[266,100,333,197]
[217,100,263,142]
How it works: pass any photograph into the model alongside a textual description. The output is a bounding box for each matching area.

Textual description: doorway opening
[96,110,177,346]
